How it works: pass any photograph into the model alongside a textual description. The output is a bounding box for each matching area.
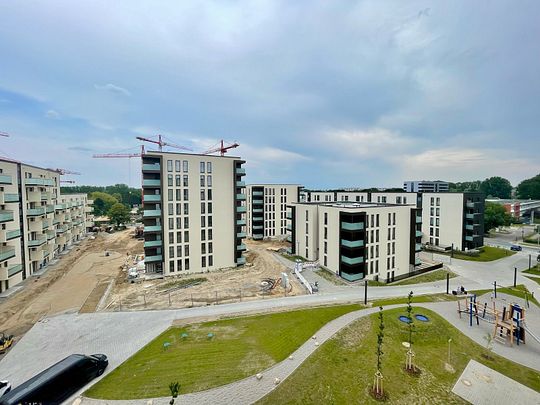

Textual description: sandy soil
[0,229,142,340]
[105,239,305,311]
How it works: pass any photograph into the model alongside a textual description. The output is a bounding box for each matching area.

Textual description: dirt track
[106,239,305,311]
[0,229,142,339]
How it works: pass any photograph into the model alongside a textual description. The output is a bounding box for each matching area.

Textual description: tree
[516,174,540,199]
[108,203,131,227]
[90,191,118,216]
[484,202,512,231]
[405,291,416,372]
[373,306,385,398]
[61,184,142,206]
[448,181,481,192]
[480,176,512,199]
[168,381,180,405]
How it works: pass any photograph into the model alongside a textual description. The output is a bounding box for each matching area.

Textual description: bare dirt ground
[105,239,305,311]
[0,229,142,341]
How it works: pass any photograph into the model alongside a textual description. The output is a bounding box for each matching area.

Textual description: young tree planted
[373,306,385,399]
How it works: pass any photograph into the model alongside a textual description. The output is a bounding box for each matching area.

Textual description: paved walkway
[452,360,540,404]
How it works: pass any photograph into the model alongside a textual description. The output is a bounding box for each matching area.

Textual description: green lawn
[281,254,306,262]
[85,304,362,399]
[314,268,348,286]
[495,284,539,307]
[258,308,540,404]
[523,265,540,276]
[450,246,515,262]
[391,269,457,286]
[525,276,540,286]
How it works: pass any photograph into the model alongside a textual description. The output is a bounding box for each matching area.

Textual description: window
[324,227,327,239]
[324,256,327,266]
[183,161,188,172]
[209,255,213,266]
[430,197,434,205]
[176,217,181,229]
[200,161,205,173]
[168,232,174,244]
[168,203,173,215]
[168,189,173,201]
[177,232,182,243]
[177,260,182,271]
[183,189,189,200]
[200,190,205,200]
[168,174,173,186]
[200,175,205,187]
[201,256,206,267]
[167,160,173,172]
[392,256,395,268]
[207,162,212,173]
[168,218,174,229]
[185,258,190,270]
[169,261,175,272]
[324,213,328,225]
[430,207,434,216]
[305,223,308,233]
[175,160,181,172]
[201,216,206,227]
[376,245,379,258]
[201,229,206,240]
[208,216,212,227]
[184,203,189,215]
[376,214,379,227]
[430,227,434,236]
[184,245,189,256]
[208,242,213,253]
[208,229,212,240]
[201,243,206,254]
[435,228,439,237]
[184,230,189,242]
[201,202,206,214]
[183,175,188,187]
[392,228,395,239]
[208,202,212,213]
[436,208,440,216]
[176,189,181,201]
[175,175,181,187]
[208,189,212,200]
[436,197,440,206]
[392,242,395,254]
[177,246,182,257]
[324,242,327,254]
[436,218,440,226]
[388,213,391,225]
[392,213,396,225]
[207,175,212,187]
[376,229,379,242]
[169,246,174,258]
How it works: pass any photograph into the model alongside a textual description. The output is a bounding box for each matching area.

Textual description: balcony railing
[236,194,246,200]
[252,199,263,205]
[0,174,12,184]
[0,211,14,222]
[253,225,263,230]
[55,204,68,211]
[142,163,161,172]
[415,243,422,252]
[252,191,263,196]
[143,194,161,202]
[340,271,364,282]
[254,234,264,240]
[341,222,364,231]
[145,254,163,263]
[142,179,161,187]
[236,206,247,213]
[236,232,246,239]
[341,239,364,248]
[465,213,474,220]
[415,230,422,237]
[144,240,162,248]
[236,243,247,251]
[0,247,16,262]
[25,178,55,187]
[236,256,246,265]
[28,236,47,247]
[4,193,19,203]
[341,255,363,265]
[416,216,422,223]
[6,229,21,239]
[143,209,162,218]
[252,208,263,213]
[236,181,245,187]
[8,263,23,277]
[235,167,246,176]
[144,225,162,233]
[236,219,246,226]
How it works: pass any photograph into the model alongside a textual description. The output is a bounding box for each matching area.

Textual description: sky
[0,1,539,189]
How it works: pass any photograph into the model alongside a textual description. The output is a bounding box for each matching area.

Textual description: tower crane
[93,145,145,159]
[202,140,239,156]
[60,180,76,184]
[49,168,81,175]
[0,131,9,137]
[136,134,191,152]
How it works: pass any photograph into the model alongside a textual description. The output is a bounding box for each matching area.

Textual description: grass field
[85,304,362,399]
[391,269,457,286]
[523,264,540,276]
[450,246,515,262]
[258,307,540,404]
[525,276,540,286]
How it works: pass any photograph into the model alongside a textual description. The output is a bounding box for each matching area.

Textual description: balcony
[254,234,264,240]
[56,225,69,234]
[252,208,263,213]
[252,191,264,196]
[416,216,422,224]
[0,210,14,222]
[236,206,247,213]
[0,174,12,184]
[52,218,60,225]
[465,224,474,231]
[143,194,161,202]
[237,232,246,238]
[143,209,162,218]
[4,193,19,203]
[236,256,246,265]
[466,202,476,209]
[415,243,422,252]
[55,204,68,211]
[236,194,246,201]
[341,255,364,265]
[236,181,245,187]
[142,179,161,187]
[285,235,291,242]
[340,272,364,282]
[6,229,21,240]
[341,222,364,231]
[42,219,50,230]
[145,255,163,263]
[0,247,16,262]
[142,163,161,172]
[341,239,364,248]
[8,264,23,277]
[252,199,263,205]
[415,230,422,238]
[144,225,162,233]
[25,178,55,187]
[46,205,54,213]
[41,192,51,200]
[465,236,473,242]
[253,225,263,230]
[286,213,292,220]
[253,216,263,222]
[415,257,422,266]
[85,206,94,213]
[47,231,55,240]
[465,213,474,220]
[144,240,162,248]
[236,243,247,251]
[235,167,246,176]
[28,235,47,247]
[236,219,246,226]
[286,225,292,232]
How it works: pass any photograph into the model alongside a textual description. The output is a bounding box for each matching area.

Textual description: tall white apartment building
[0,160,93,293]
[142,152,246,276]
[309,191,336,202]
[404,180,449,193]
[287,202,422,283]
[246,184,302,240]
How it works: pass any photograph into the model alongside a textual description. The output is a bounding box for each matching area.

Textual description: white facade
[404,180,449,193]
[246,184,302,239]
[310,191,336,202]
[335,192,369,203]
[288,202,422,283]
[142,152,246,276]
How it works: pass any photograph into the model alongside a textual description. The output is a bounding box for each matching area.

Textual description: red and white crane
[136,134,191,152]
[93,145,146,159]
[49,168,81,175]
[202,140,239,156]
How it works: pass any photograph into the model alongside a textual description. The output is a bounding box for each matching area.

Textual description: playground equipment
[457,295,540,347]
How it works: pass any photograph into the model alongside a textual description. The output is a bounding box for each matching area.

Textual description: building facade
[404,180,449,193]
[287,202,422,283]
[0,160,92,293]
[246,184,302,240]
[142,151,246,276]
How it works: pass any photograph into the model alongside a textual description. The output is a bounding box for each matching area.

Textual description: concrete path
[452,360,540,405]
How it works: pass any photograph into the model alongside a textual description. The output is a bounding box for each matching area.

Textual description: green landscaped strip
[440,246,516,262]
[85,304,363,399]
[390,269,457,286]
[525,276,540,286]
[258,308,540,404]
[523,265,540,276]
[314,267,347,286]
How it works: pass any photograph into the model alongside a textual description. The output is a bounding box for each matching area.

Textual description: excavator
[0,333,14,354]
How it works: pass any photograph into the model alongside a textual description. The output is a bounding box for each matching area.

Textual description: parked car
[510,245,522,251]
[0,354,108,405]
[0,381,11,397]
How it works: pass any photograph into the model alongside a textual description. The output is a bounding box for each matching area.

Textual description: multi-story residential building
[246,184,302,240]
[335,192,369,203]
[309,191,336,202]
[0,160,93,294]
[141,151,246,276]
[287,202,422,283]
[421,192,484,250]
[404,180,449,193]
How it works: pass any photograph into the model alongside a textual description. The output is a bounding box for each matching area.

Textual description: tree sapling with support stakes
[372,306,387,401]
[168,381,180,405]
[405,291,419,375]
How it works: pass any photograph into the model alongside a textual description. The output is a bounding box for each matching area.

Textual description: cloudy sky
[0,1,539,188]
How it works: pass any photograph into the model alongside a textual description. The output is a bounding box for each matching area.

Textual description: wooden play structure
[457,294,532,347]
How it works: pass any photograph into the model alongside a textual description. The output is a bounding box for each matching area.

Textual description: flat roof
[144,150,242,159]
[248,184,303,186]
[291,201,415,209]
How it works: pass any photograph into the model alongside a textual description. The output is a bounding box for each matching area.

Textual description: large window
[207,162,212,173]
[200,161,205,173]
[167,160,173,172]
[183,161,188,172]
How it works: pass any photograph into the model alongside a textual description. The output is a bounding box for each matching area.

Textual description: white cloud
[94,83,131,96]
[45,109,60,119]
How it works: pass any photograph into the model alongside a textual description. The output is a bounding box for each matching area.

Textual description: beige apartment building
[287,202,422,283]
[0,159,93,293]
[246,184,302,239]
[142,151,246,276]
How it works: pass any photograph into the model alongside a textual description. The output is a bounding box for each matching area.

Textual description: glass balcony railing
[0,211,14,222]
[252,208,263,213]
[465,224,474,231]
[54,204,68,211]
[4,193,19,203]
[252,191,263,196]
[254,234,264,240]
[285,235,291,242]
[236,181,245,187]
[8,263,23,277]
[340,272,364,282]
[143,209,162,218]
[0,174,12,184]
[341,239,364,248]
[0,247,16,262]
[145,254,163,263]
[416,216,422,223]
[142,163,161,172]
[465,213,474,220]
[6,229,21,239]
[415,243,422,252]
[236,194,246,200]
[341,222,364,231]
[415,230,422,237]
[236,243,247,251]
[28,236,47,247]
[252,199,263,205]
[144,240,162,248]
[25,178,55,187]
[236,256,246,265]
[465,236,473,242]
[341,255,364,265]
[142,179,161,187]
[235,167,246,176]
[236,219,246,226]
[253,225,263,230]
[143,194,161,202]
[236,206,247,213]
[236,232,246,238]
[144,225,162,233]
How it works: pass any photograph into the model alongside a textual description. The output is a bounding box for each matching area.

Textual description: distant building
[141,151,247,276]
[403,180,449,193]
[246,184,302,240]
